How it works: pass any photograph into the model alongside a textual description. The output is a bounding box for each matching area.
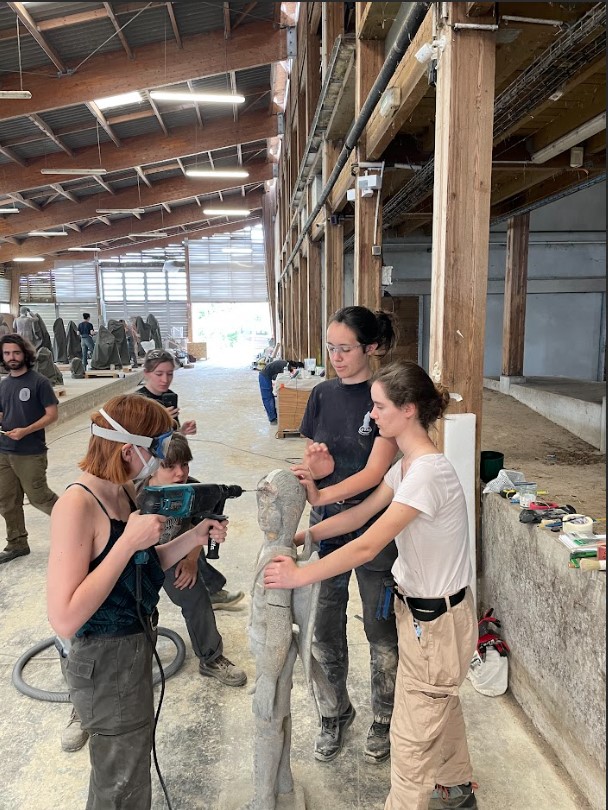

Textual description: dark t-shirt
[77,321,94,337]
[0,369,58,454]
[260,360,289,381]
[136,385,180,427]
[300,378,380,497]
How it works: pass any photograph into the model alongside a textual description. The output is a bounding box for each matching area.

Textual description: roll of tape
[562,514,595,537]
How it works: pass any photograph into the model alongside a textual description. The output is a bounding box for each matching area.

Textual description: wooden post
[307,237,322,364]
[10,267,20,316]
[322,2,344,78]
[354,4,384,310]
[184,241,193,342]
[429,5,496,447]
[501,213,530,377]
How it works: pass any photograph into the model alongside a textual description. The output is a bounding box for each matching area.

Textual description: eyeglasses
[326,343,363,355]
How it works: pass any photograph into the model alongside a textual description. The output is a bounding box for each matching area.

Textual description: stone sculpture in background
[107,319,130,366]
[89,324,122,370]
[65,320,81,361]
[34,347,63,386]
[13,307,37,346]
[52,318,68,364]
[31,312,52,352]
[242,469,329,810]
[0,317,11,338]
[146,313,162,349]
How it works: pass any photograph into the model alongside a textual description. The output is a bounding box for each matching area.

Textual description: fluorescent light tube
[221,247,252,254]
[185,169,249,179]
[28,230,68,236]
[203,208,250,216]
[67,247,100,252]
[13,257,44,262]
[129,232,168,238]
[0,90,32,99]
[95,91,142,110]
[0,207,19,213]
[530,113,606,164]
[150,90,245,104]
[40,168,107,176]
[97,209,144,215]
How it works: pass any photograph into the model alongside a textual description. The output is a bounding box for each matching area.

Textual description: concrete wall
[480,494,606,810]
[345,182,607,380]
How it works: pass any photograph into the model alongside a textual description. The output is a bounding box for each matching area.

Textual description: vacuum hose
[12,628,186,702]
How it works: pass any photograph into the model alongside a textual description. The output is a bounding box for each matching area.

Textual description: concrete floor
[0,362,592,809]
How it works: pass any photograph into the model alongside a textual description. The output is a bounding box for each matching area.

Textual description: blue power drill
[139,483,245,559]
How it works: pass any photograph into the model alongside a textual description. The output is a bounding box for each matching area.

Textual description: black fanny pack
[394,587,467,622]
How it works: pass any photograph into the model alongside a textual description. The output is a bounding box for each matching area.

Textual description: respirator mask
[91,408,174,481]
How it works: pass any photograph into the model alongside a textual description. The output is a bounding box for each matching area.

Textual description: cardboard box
[277,385,311,437]
[188,341,207,360]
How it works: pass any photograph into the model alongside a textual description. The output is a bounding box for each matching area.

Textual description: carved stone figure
[243,469,329,810]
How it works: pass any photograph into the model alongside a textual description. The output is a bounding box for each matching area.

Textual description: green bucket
[480,451,504,483]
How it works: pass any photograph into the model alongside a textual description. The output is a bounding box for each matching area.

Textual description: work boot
[61,707,89,753]
[429,783,478,809]
[210,589,245,610]
[314,703,356,762]
[199,655,247,687]
[363,716,391,763]
[0,545,30,565]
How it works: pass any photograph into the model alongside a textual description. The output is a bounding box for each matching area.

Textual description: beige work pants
[385,588,477,810]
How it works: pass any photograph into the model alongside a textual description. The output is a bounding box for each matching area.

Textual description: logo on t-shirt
[358,411,373,436]
[19,388,31,402]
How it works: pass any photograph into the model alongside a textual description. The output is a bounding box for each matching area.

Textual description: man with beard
[0,334,59,564]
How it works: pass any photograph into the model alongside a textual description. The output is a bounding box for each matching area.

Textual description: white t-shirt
[385,454,472,599]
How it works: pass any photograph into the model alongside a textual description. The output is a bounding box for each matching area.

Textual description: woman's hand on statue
[263,556,301,589]
[196,518,228,545]
[122,511,166,552]
[173,558,198,589]
[303,442,335,479]
[290,464,323,506]
[180,419,197,435]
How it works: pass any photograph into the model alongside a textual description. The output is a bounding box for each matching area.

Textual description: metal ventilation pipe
[279,2,431,281]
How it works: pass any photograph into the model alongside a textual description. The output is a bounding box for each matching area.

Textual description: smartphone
[160,392,178,409]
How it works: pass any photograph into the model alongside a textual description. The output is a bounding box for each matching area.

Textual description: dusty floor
[481,389,606,521]
[0,362,602,809]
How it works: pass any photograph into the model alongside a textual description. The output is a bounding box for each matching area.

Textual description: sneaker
[61,707,89,752]
[429,783,478,809]
[314,703,356,762]
[199,655,247,687]
[363,716,391,763]
[0,546,30,565]
[210,589,245,610]
[269,419,277,424]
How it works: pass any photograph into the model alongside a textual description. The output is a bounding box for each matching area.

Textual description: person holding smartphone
[137,349,196,435]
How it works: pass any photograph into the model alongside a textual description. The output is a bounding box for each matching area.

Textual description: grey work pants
[0,452,58,548]
[162,555,223,663]
[64,632,155,810]
[311,508,399,720]
[198,553,226,595]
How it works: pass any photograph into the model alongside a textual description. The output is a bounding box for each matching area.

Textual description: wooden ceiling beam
[143,90,169,136]
[0,193,264,261]
[85,102,121,148]
[48,184,77,203]
[166,2,182,48]
[7,2,68,73]
[0,21,286,123]
[491,169,606,220]
[135,166,152,188]
[0,3,165,39]
[223,2,231,38]
[29,114,74,157]
[365,8,433,160]
[357,2,402,39]
[103,2,134,60]
[0,144,26,167]
[0,111,277,197]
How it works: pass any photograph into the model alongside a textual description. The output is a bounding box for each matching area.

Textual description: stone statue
[13,307,37,346]
[244,469,330,810]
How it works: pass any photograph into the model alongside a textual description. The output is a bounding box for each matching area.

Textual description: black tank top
[68,483,165,637]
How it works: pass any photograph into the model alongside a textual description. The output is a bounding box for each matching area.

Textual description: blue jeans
[258,373,277,421]
[81,335,94,367]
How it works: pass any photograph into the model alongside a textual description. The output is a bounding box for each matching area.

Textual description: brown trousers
[385,588,477,810]
[0,452,58,548]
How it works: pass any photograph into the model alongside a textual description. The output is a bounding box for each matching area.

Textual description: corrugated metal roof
[111,116,164,141]
[61,128,112,151]
[38,104,95,129]
[44,21,122,63]
[0,116,41,142]
[0,35,55,73]
[11,140,64,160]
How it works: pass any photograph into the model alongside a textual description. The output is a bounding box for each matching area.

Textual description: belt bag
[396,587,467,622]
